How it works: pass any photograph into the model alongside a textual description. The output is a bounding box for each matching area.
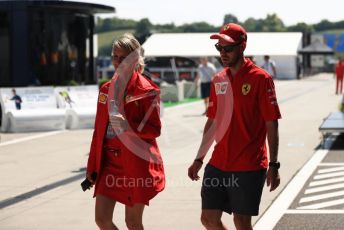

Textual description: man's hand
[266,168,280,191]
[188,160,203,181]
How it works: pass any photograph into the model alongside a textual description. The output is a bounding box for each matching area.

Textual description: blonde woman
[86,34,165,230]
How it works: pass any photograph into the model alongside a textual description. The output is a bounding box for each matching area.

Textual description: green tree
[243,14,285,32]
[262,14,285,32]
[287,22,314,33]
[96,17,137,33]
[314,19,334,31]
[135,18,153,43]
[223,14,239,25]
[98,18,112,33]
[179,22,217,33]
[154,23,180,33]
[243,17,259,31]
[334,20,344,30]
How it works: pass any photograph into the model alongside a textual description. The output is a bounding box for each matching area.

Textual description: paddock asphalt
[0,73,343,229]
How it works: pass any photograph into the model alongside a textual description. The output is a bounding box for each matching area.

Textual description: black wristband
[269,161,280,169]
[194,159,203,164]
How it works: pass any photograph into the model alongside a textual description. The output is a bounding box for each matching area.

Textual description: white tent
[143,32,303,79]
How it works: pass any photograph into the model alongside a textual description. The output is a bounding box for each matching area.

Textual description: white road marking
[286,209,344,214]
[314,171,344,180]
[300,190,344,203]
[318,166,344,174]
[298,198,344,209]
[309,177,344,187]
[253,149,328,230]
[319,163,344,166]
[305,182,344,194]
[0,131,66,147]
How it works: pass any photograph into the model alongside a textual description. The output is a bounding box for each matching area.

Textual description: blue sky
[71,0,344,26]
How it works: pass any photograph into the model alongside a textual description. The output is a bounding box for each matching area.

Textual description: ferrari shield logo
[98,92,108,104]
[242,84,251,95]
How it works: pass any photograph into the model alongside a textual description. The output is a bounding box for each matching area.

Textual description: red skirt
[94,146,150,206]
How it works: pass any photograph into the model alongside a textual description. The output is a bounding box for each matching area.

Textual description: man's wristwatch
[269,161,280,169]
[194,159,203,164]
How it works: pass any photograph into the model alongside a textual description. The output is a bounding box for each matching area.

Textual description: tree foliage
[262,14,285,32]
[287,22,314,33]
[95,14,344,37]
[96,17,137,33]
[243,14,285,32]
[134,18,153,43]
[223,14,239,25]
[179,22,218,32]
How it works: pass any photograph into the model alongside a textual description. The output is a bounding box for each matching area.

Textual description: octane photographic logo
[108,48,234,164]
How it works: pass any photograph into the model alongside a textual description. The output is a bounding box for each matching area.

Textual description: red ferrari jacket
[87,71,165,203]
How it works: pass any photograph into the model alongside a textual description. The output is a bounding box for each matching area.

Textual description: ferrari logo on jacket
[242,84,251,95]
[98,93,108,104]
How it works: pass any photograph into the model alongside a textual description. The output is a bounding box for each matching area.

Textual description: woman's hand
[86,171,95,185]
[109,114,128,132]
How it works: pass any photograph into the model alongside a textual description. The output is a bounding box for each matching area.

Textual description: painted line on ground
[314,171,344,180]
[309,177,344,187]
[0,130,66,147]
[306,182,344,194]
[297,197,344,209]
[300,190,344,203]
[319,163,344,166]
[254,149,328,230]
[318,166,344,173]
[286,209,344,214]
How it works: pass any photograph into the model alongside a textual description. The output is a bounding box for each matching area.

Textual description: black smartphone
[81,172,97,192]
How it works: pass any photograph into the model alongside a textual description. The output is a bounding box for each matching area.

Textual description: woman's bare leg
[125,204,145,230]
[95,195,118,230]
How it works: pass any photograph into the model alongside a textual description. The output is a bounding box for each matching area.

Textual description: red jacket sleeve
[126,94,161,140]
[259,77,281,121]
[86,88,106,173]
[87,129,97,173]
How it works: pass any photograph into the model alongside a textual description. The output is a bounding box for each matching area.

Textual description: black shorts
[201,164,266,216]
[200,82,211,99]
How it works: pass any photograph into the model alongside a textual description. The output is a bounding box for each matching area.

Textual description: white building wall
[253,55,298,80]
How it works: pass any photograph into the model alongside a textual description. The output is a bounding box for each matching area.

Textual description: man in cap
[188,23,281,229]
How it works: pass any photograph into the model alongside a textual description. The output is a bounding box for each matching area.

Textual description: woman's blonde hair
[112,33,145,73]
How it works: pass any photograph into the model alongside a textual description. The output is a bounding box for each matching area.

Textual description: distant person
[262,55,277,79]
[335,57,344,95]
[188,23,281,230]
[196,57,217,115]
[10,89,22,110]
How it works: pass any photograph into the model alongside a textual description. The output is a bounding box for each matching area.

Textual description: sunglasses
[215,43,241,53]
